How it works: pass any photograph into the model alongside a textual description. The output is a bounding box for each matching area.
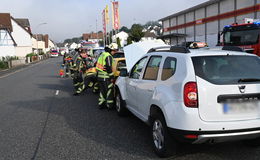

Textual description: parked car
[115,46,260,157]
[113,57,126,78]
[50,50,59,57]
[112,52,126,78]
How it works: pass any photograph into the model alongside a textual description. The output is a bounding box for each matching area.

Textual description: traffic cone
[59,69,64,77]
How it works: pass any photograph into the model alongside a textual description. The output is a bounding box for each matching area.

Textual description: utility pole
[35,23,47,60]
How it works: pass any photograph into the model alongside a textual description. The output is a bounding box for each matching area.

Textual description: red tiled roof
[0,13,13,32]
[83,32,103,40]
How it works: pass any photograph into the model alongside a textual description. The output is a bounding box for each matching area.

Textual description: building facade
[160,0,260,47]
[11,18,32,57]
[0,13,16,57]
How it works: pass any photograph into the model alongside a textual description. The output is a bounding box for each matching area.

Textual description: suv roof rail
[147,46,190,53]
[147,46,171,53]
[170,46,191,53]
[222,46,244,52]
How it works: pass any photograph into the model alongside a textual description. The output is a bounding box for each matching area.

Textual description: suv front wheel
[115,90,128,116]
[151,112,177,157]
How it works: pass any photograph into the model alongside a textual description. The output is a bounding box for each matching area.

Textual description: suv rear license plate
[223,101,260,114]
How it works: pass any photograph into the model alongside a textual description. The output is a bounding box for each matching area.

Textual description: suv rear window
[192,55,260,84]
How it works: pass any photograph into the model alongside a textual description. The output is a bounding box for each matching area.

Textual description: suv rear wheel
[115,90,128,116]
[151,112,177,157]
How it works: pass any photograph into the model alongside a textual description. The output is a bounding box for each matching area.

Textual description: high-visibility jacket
[96,52,114,79]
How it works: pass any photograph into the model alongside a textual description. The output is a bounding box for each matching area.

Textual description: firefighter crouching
[83,52,99,93]
[71,49,88,96]
[96,43,118,109]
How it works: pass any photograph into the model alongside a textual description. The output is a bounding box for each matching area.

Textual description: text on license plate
[223,101,260,114]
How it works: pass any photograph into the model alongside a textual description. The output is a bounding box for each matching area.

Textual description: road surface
[0,57,259,160]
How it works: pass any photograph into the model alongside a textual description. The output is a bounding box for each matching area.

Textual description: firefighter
[71,49,87,96]
[63,53,74,77]
[84,51,96,90]
[96,43,118,109]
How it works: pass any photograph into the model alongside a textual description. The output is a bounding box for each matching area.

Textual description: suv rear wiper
[238,78,260,82]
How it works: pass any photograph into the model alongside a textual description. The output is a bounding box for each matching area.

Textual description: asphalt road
[0,57,259,160]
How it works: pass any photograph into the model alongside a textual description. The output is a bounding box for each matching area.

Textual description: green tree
[127,37,133,45]
[116,37,121,48]
[129,24,144,42]
[119,26,130,33]
[143,21,162,29]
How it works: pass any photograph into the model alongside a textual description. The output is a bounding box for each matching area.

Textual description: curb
[0,58,49,75]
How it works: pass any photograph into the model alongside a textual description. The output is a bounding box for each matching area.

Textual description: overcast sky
[0,0,208,42]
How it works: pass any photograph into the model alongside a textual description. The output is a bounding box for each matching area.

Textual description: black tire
[243,137,260,147]
[115,90,128,116]
[151,112,177,157]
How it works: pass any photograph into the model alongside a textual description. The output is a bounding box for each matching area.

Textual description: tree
[119,26,130,33]
[116,37,121,48]
[143,21,162,29]
[127,37,133,45]
[143,21,162,36]
[129,24,144,42]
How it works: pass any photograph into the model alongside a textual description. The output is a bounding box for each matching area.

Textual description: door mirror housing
[119,68,128,77]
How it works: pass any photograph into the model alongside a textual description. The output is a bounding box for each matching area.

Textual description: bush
[0,61,8,69]
[2,56,18,61]
[26,53,36,58]
[39,52,45,55]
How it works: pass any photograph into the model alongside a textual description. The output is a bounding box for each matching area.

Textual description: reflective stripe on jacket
[96,52,114,78]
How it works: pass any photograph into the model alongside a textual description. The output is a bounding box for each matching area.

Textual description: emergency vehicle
[219,18,260,56]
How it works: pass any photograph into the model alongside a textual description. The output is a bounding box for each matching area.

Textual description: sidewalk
[0,59,45,77]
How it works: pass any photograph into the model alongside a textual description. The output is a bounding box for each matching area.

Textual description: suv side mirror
[119,68,128,77]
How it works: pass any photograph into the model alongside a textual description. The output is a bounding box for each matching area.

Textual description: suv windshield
[192,55,260,84]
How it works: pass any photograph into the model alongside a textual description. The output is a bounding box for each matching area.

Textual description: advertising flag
[112,1,120,30]
[105,5,109,25]
[102,9,106,34]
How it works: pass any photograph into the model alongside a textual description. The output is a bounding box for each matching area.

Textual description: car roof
[147,47,256,58]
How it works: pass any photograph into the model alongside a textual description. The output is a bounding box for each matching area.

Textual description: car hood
[123,40,167,72]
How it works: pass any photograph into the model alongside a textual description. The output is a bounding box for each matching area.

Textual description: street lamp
[35,23,47,60]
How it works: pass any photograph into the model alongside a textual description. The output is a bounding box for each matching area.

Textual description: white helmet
[108,43,118,50]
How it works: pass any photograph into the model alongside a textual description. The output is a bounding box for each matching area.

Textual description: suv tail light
[184,82,198,108]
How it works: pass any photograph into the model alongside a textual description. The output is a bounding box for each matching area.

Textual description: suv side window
[143,56,162,80]
[161,57,177,81]
[129,57,148,79]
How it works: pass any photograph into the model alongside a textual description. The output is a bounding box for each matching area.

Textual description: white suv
[115,46,260,157]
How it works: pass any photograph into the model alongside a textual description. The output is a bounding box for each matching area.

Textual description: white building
[11,18,32,57]
[159,0,260,47]
[69,42,78,49]
[112,31,129,47]
[141,31,157,41]
[0,13,16,57]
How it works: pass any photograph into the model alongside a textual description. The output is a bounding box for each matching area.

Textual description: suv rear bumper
[169,127,260,144]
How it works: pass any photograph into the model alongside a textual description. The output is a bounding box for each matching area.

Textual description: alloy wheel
[116,94,121,112]
[153,119,164,150]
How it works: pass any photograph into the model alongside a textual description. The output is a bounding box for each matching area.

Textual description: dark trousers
[73,72,85,94]
[98,78,114,108]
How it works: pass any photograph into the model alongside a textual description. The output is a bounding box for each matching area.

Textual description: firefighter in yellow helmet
[96,43,118,109]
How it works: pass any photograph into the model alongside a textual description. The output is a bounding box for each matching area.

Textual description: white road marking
[55,90,59,96]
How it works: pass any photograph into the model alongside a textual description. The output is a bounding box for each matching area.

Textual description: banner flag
[112,1,120,30]
[102,9,106,34]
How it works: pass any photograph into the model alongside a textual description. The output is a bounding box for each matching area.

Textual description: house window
[0,29,13,46]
